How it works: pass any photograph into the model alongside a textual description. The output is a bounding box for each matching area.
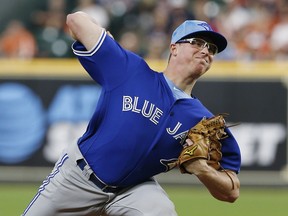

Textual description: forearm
[185,159,240,202]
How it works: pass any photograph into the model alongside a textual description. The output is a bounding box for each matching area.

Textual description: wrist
[184,159,210,175]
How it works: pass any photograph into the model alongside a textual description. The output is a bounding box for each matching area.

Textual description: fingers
[183,139,193,148]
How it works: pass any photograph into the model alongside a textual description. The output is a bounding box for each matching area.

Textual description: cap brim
[182,31,227,53]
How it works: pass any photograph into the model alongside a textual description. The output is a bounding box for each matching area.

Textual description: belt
[77,159,122,193]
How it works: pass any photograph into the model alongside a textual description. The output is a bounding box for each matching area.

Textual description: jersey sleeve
[71,29,142,89]
[220,128,241,173]
[189,98,241,173]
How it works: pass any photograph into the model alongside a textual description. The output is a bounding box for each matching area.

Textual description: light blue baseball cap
[171,20,227,53]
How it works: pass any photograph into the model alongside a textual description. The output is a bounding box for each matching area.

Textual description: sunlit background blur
[0,0,288,198]
[1,0,288,60]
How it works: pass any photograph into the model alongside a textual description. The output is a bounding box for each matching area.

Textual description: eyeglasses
[176,38,218,55]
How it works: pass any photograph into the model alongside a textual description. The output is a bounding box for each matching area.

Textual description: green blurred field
[1,183,287,216]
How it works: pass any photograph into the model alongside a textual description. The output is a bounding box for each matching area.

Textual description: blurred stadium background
[0,0,288,215]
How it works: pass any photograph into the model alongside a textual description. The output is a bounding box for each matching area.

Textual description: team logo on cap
[198,22,212,31]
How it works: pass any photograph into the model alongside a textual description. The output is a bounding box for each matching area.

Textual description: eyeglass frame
[176,38,218,56]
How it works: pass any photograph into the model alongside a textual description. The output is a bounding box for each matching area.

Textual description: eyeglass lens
[178,38,218,55]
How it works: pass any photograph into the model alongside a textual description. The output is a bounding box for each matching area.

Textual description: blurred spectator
[145,32,169,59]
[220,0,252,37]
[0,20,37,59]
[167,0,195,33]
[270,9,288,60]
[216,0,282,61]
[142,1,170,59]
[31,0,74,58]
[72,0,110,28]
[2,0,288,61]
[119,31,146,56]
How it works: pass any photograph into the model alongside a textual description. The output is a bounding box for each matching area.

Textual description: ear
[170,44,178,56]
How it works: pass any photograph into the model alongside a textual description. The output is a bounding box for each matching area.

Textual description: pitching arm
[66,11,104,51]
[184,155,240,203]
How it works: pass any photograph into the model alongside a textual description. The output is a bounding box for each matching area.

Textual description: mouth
[196,57,209,64]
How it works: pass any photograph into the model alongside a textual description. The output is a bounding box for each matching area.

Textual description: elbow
[211,182,240,203]
[66,14,72,27]
[66,12,79,27]
[214,192,239,203]
[226,190,239,203]
[66,13,76,34]
[66,12,83,40]
[66,11,86,27]
[217,188,240,203]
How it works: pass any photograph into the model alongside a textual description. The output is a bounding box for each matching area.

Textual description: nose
[200,46,210,54]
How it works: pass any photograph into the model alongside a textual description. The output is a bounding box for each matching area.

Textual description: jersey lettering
[166,122,182,135]
[122,96,133,110]
[142,100,155,117]
[132,96,141,113]
[174,130,188,145]
[122,96,163,125]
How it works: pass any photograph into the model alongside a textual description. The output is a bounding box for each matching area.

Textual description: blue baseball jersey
[72,30,241,187]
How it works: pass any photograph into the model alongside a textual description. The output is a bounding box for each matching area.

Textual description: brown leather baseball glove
[178,114,228,174]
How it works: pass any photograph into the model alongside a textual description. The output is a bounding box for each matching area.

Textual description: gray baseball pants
[22,142,178,216]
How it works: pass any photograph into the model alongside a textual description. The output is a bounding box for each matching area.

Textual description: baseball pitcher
[23,11,241,216]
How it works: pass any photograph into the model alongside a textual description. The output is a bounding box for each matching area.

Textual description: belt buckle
[77,159,121,193]
[102,185,119,193]
[102,185,109,192]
